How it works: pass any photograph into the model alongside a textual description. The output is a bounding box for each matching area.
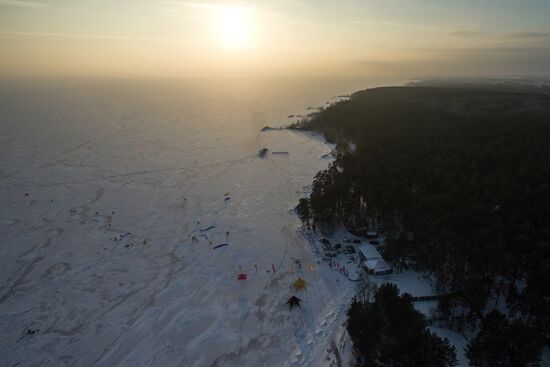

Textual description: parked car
[369,240,380,245]
[343,238,352,243]
[343,245,356,254]
[324,249,337,257]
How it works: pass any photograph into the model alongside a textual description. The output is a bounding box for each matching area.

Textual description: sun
[217,6,252,48]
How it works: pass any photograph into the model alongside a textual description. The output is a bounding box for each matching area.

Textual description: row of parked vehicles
[320,238,337,257]
[320,237,358,257]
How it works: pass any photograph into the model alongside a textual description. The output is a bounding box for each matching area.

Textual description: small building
[364,259,392,275]
[366,231,378,239]
[358,244,392,275]
[358,244,381,261]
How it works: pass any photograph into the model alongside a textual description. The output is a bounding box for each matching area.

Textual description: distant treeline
[297,86,550,366]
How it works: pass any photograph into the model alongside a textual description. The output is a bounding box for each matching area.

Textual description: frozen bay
[0,78,375,366]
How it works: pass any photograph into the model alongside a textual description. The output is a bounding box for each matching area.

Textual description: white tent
[346,263,361,281]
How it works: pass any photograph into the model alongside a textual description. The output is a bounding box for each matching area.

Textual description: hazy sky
[1,0,550,78]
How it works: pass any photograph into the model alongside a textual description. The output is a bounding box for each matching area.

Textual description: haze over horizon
[1,0,550,79]
[2,2,550,367]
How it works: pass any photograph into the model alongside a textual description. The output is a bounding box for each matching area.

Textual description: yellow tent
[291,277,308,291]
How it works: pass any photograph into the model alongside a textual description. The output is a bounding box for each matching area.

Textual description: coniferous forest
[296,86,550,366]
[348,283,458,366]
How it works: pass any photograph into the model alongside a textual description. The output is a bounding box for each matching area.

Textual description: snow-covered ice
[0,80,366,367]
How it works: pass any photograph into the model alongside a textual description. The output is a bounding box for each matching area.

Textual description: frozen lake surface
[0,78,377,366]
